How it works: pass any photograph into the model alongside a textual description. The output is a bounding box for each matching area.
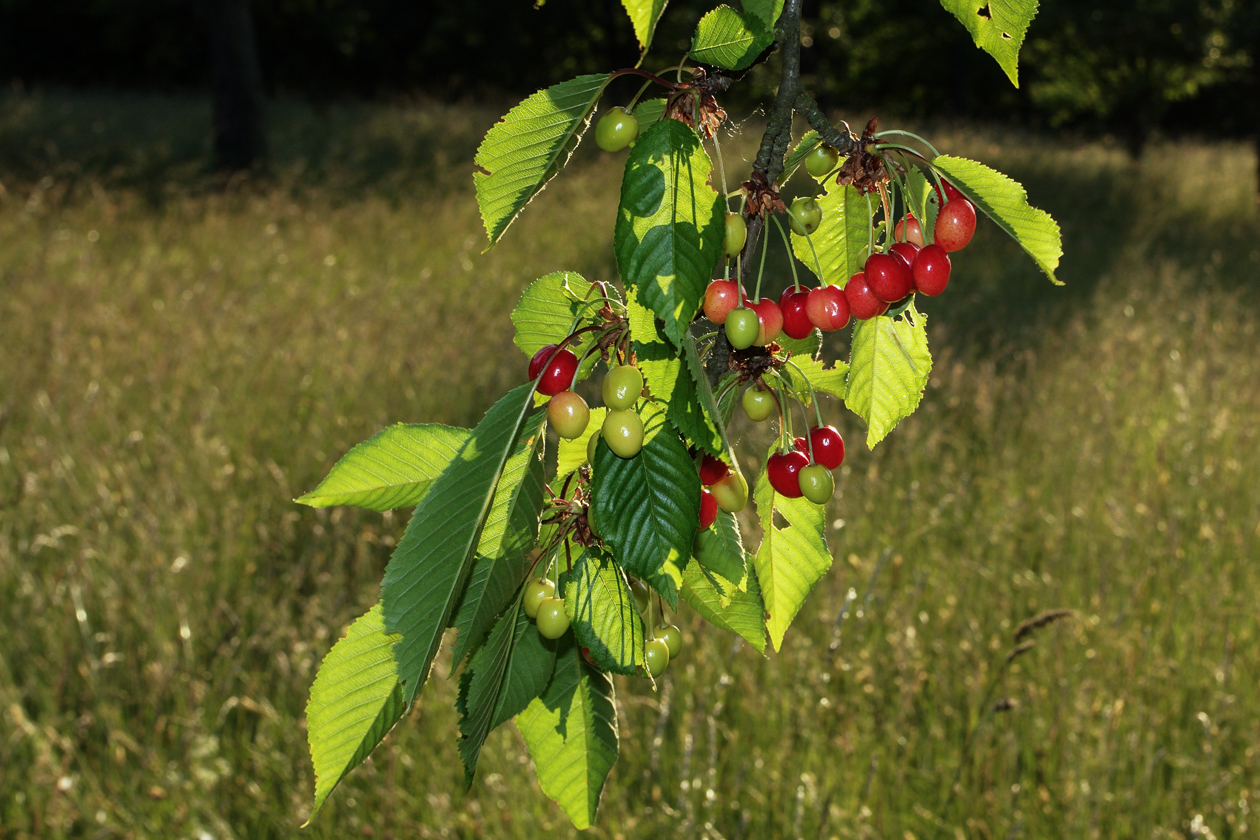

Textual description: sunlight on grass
[1,91,1257,839]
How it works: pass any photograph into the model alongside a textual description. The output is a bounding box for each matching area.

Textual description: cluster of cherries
[737,388,847,503]
[530,342,646,459]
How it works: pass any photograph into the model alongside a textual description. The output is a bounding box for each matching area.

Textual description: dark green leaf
[591,400,700,608]
[491,608,557,730]
[564,547,646,675]
[474,75,611,248]
[382,384,542,706]
[456,600,523,783]
[615,118,725,348]
[693,508,748,604]
[305,604,404,822]
[297,424,470,512]
[517,638,618,830]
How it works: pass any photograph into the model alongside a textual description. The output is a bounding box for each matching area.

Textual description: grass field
[1,89,1259,840]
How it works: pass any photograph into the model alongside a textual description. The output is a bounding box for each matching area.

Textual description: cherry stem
[610,67,679,90]
[865,193,876,260]
[802,230,826,284]
[873,142,931,164]
[625,78,653,113]
[873,130,941,158]
[769,214,801,292]
[876,182,893,253]
[711,124,732,207]
[753,218,771,303]
[782,357,825,433]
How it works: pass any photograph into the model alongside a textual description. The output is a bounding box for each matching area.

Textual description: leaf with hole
[939,0,1038,87]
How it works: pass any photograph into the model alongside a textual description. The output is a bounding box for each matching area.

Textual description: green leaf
[449,428,547,669]
[930,154,1062,284]
[681,561,766,654]
[690,5,775,71]
[382,384,542,706]
[752,452,831,652]
[615,118,725,348]
[564,547,646,675]
[474,74,611,248]
[556,406,607,481]
[491,606,557,730]
[456,601,522,783]
[781,130,821,183]
[693,509,748,603]
[625,285,723,456]
[305,604,404,822]
[590,400,700,608]
[776,330,822,360]
[633,98,668,126]
[791,181,870,286]
[904,166,939,239]
[938,0,1038,87]
[741,0,784,29]
[511,271,591,359]
[845,304,933,449]
[517,638,618,830]
[621,0,669,53]
[782,356,849,404]
[297,424,470,512]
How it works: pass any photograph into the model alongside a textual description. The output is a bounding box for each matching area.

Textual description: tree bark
[199,0,266,172]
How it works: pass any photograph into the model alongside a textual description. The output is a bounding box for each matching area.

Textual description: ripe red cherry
[935,199,977,253]
[750,298,783,345]
[535,347,579,395]
[528,344,559,381]
[912,244,952,296]
[864,253,913,303]
[805,285,849,331]
[794,425,845,470]
[937,179,964,203]
[895,215,925,247]
[778,287,813,340]
[699,454,730,486]
[699,488,718,529]
[704,279,746,324]
[844,272,889,321]
[767,450,809,498]
[889,241,920,269]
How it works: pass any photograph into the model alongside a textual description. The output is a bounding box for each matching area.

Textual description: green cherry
[587,429,600,464]
[630,579,651,614]
[655,624,682,659]
[547,391,590,439]
[723,213,747,258]
[725,308,759,350]
[644,638,670,677]
[798,463,835,504]
[805,144,840,179]
[742,387,775,422]
[602,364,643,411]
[788,196,823,236]
[523,578,557,619]
[536,598,571,639]
[710,470,749,512]
[595,107,639,152]
[602,409,644,458]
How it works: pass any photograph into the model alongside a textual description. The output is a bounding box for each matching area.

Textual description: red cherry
[844,272,889,321]
[937,179,964,203]
[864,253,913,304]
[699,488,718,529]
[912,244,952,296]
[778,288,814,340]
[807,425,845,470]
[805,285,850,331]
[528,344,559,381]
[704,279,746,324]
[889,241,921,269]
[536,348,578,396]
[750,298,783,345]
[699,454,730,486]
[894,216,925,247]
[935,199,977,253]
[767,450,809,498]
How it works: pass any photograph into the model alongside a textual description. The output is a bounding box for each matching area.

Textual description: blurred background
[1,1,1258,838]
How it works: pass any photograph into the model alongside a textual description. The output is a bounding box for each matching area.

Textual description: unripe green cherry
[644,638,670,677]
[595,107,639,152]
[547,390,590,439]
[630,579,651,614]
[602,364,643,411]
[742,387,775,422]
[788,196,823,236]
[602,408,644,458]
[587,430,600,464]
[723,213,747,258]
[725,307,759,350]
[798,463,835,504]
[523,578,557,619]
[710,470,749,512]
[805,144,840,178]
[536,597,571,639]
[655,624,682,659]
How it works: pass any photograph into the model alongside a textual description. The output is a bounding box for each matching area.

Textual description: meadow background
[1,89,1259,839]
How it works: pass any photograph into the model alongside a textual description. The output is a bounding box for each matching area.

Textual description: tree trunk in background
[199,0,266,172]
